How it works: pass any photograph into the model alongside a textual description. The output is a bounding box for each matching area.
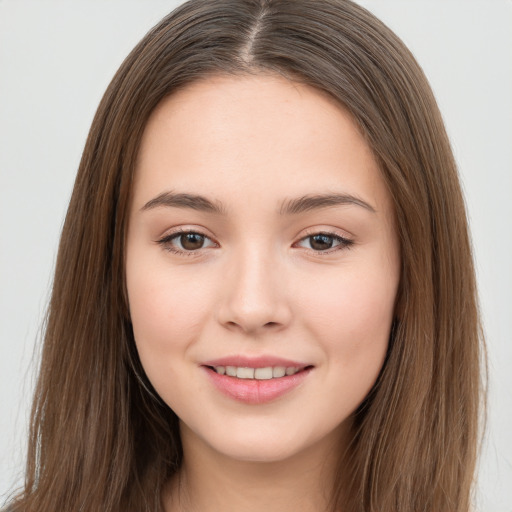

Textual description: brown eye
[309,234,335,251]
[296,232,353,253]
[180,232,206,250]
[158,230,217,255]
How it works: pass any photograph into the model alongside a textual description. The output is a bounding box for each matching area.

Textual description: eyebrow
[279,193,376,215]
[141,191,376,215]
[141,191,227,214]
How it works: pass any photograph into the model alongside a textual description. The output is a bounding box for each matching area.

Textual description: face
[126,74,400,463]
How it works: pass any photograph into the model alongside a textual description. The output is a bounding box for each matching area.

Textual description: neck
[163,422,350,512]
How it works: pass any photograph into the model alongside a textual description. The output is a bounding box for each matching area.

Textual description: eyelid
[156,226,355,256]
[156,227,218,256]
[294,228,354,255]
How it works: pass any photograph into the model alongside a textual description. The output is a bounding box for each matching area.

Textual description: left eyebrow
[279,193,376,215]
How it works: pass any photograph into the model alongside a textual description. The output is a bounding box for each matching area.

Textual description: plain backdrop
[0,1,511,510]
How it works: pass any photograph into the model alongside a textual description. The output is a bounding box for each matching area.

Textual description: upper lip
[202,355,311,369]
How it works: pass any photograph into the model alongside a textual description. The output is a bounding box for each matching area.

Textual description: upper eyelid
[300,226,353,239]
[158,226,215,241]
[294,232,354,253]
[159,229,217,245]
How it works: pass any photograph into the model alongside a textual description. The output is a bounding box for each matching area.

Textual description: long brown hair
[9,1,484,511]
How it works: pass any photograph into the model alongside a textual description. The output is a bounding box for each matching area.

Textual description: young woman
[6,0,484,511]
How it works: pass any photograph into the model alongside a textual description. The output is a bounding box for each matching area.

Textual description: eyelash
[156,228,354,257]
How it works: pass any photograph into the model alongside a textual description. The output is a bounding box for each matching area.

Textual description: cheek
[126,256,214,367]
[304,260,398,371]
[126,264,217,410]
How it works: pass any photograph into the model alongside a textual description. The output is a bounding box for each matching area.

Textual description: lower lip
[203,366,312,405]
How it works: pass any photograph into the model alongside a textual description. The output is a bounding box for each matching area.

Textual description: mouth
[201,359,314,404]
[206,365,311,380]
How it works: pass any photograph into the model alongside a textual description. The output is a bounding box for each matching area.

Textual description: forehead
[132,74,391,216]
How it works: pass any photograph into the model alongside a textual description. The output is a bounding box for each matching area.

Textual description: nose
[216,243,292,335]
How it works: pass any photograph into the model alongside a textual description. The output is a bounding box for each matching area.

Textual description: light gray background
[1,1,511,510]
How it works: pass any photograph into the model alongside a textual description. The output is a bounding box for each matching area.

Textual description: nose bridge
[217,238,290,333]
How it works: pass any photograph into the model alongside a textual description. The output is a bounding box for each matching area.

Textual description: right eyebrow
[141,191,227,215]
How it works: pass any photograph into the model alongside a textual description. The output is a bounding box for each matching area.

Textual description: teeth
[213,365,301,379]
[237,367,254,379]
[254,367,272,380]
[273,366,286,378]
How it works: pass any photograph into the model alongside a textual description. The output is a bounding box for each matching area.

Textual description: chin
[218,440,299,463]
[184,418,346,465]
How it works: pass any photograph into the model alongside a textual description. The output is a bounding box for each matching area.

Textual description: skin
[125,74,401,512]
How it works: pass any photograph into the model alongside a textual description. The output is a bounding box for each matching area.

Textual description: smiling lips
[213,365,302,379]
[202,357,313,404]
